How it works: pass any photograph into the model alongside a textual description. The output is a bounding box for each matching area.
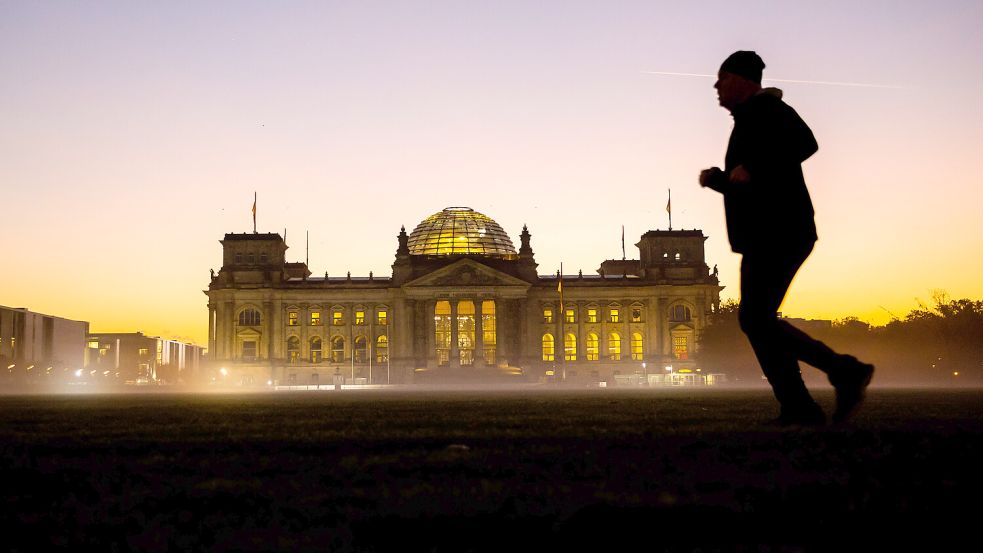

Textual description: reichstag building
[205,207,722,385]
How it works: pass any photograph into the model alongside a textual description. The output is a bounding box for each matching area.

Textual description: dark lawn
[1,387,980,552]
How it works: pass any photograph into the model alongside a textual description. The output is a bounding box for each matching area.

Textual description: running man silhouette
[699,51,874,425]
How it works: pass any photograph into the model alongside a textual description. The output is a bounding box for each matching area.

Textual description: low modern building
[205,207,723,386]
[0,305,89,383]
[85,332,204,384]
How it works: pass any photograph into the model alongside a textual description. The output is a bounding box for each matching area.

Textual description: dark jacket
[707,89,819,254]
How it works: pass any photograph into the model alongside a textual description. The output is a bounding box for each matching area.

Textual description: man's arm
[699,167,729,193]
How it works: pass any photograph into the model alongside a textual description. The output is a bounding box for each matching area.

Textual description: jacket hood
[760,87,783,99]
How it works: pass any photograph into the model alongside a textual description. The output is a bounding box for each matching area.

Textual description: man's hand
[729,165,751,185]
[699,167,723,188]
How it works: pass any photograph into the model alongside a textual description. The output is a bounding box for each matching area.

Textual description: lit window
[310,311,321,326]
[543,308,553,324]
[287,336,300,363]
[586,333,599,361]
[673,336,689,359]
[674,252,681,261]
[377,310,388,326]
[482,300,496,365]
[238,309,261,326]
[565,309,576,323]
[457,301,475,366]
[310,337,322,363]
[331,336,344,363]
[631,332,643,361]
[542,334,555,361]
[435,301,451,366]
[332,310,344,326]
[138,348,149,356]
[631,307,642,322]
[287,311,299,326]
[609,332,622,361]
[355,310,365,325]
[87,340,100,349]
[564,333,577,361]
[376,335,389,363]
[587,309,598,323]
[609,309,620,323]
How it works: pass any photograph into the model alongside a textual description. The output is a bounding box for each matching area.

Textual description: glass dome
[407,207,517,258]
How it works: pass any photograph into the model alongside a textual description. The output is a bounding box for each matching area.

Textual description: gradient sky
[3,1,982,346]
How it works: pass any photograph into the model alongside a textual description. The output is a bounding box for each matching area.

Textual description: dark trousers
[738,243,840,411]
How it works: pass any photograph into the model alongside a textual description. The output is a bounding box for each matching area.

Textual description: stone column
[223,300,235,360]
[474,298,484,366]
[207,304,216,357]
[264,301,274,362]
[517,298,528,367]
[449,299,459,367]
[656,296,669,358]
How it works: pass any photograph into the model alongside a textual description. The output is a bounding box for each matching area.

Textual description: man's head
[715,50,764,111]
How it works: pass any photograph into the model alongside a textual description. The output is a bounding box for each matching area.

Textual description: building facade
[0,305,89,383]
[85,332,204,384]
[206,207,723,385]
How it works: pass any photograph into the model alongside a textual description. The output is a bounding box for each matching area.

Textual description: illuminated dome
[407,207,517,258]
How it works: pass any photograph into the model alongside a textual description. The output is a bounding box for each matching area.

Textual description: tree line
[699,295,983,385]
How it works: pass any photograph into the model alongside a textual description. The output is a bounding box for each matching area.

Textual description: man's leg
[740,244,873,423]
[740,245,828,422]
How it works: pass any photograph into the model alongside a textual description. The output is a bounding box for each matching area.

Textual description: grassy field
[1,387,981,551]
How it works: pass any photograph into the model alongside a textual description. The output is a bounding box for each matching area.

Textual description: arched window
[238,308,261,326]
[376,335,388,363]
[586,332,599,361]
[435,300,451,366]
[669,305,692,322]
[286,336,300,364]
[482,300,496,365]
[564,333,577,361]
[354,336,367,363]
[457,300,475,366]
[608,332,622,361]
[542,334,554,361]
[631,332,643,361]
[331,336,344,363]
[310,337,322,363]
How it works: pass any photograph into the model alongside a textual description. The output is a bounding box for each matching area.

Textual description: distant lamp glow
[665,365,673,373]
[267,380,273,386]
[6,364,13,370]
[953,371,959,376]
[219,367,228,377]
[74,369,83,378]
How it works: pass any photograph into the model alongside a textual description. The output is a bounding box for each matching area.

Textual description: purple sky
[2,1,981,344]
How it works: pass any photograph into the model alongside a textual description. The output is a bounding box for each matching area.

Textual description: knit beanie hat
[720,51,765,83]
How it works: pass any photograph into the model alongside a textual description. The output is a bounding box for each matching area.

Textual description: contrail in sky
[641,71,904,89]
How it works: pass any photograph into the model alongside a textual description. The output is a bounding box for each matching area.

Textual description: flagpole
[252,192,257,234]
[558,263,564,379]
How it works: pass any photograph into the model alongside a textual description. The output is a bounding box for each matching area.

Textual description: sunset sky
[3,1,981,346]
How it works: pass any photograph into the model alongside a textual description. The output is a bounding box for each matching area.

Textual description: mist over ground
[2,388,979,551]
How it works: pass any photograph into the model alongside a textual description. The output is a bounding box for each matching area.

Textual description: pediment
[403,259,529,289]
